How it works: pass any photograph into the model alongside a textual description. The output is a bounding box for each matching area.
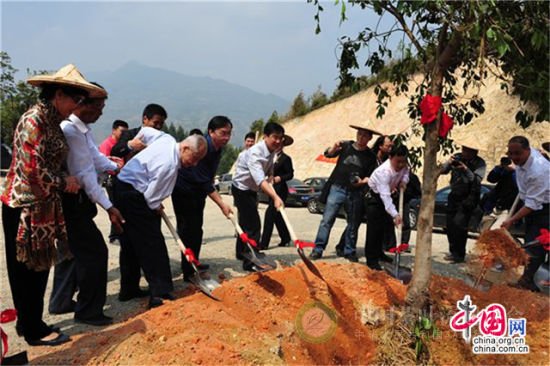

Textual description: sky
[0,0,387,100]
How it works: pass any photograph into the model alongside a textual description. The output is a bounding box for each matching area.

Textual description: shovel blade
[241,251,277,271]
[383,264,413,284]
[188,273,221,301]
[297,248,325,280]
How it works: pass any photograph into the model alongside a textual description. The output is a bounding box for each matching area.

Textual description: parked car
[216,173,233,195]
[303,177,329,193]
[258,178,315,206]
[409,184,525,237]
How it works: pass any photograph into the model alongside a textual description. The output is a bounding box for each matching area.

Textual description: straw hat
[349,118,411,136]
[283,134,294,147]
[453,135,487,151]
[27,64,107,98]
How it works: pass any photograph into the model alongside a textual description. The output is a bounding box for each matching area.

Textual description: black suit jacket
[110,127,141,160]
[273,152,294,198]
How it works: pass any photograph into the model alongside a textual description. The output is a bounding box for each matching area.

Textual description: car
[303,177,328,193]
[216,173,233,195]
[258,178,315,206]
[306,190,366,222]
[408,184,525,237]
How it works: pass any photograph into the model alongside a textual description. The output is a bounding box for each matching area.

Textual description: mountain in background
[88,61,289,145]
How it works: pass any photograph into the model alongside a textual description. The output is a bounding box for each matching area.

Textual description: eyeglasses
[213,129,232,138]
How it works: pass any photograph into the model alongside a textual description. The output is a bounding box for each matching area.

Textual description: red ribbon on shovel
[239,233,258,248]
[536,228,550,251]
[1,308,17,359]
[389,243,409,254]
[184,248,201,266]
[294,240,315,250]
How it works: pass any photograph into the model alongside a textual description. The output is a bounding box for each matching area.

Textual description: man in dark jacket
[260,136,294,249]
[441,141,486,263]
[110,104,166,161]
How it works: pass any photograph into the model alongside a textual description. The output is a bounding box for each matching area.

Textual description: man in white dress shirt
[115,132,207,308]
[55,87,125,326]
[502,136,550,291]
[364,145,409,270]
[231,122,284,271]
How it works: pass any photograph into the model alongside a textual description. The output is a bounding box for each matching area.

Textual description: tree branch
[384,3,424,56]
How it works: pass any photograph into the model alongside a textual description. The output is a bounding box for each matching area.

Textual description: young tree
[267,110,280,125]
[309,85,329,110]
[311,0,549,313]
[249,118,264,135]
[287,91,309,118]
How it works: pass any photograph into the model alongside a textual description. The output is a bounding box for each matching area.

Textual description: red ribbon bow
[389,243,409,254]
[294,240,315,249]
[1,309,17,359]
[419,94,454,138]
[536,229,550,251]
[239,233,258,248]
[184,248,200,266]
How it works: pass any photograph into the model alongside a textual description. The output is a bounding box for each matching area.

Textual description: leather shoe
[380,253,394,263]
[335,248,344,257]
[27,332,71,347]
[197,263,210,271]
[309,251,322,260]
[443,253,455,261]
[74,314,113,326]
[148,297,164,309]
[277,241,292,247]
[118,288,150,302]
[161,293,175,301]
[448,256,465,264]
[367,262,383,271]
[344,254,359,263]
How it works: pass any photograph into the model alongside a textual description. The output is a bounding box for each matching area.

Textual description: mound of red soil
[29,263,549,365]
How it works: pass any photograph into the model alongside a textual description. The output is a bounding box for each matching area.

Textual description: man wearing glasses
[171,116,234,282]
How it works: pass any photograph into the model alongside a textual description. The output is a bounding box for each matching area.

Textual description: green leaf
[486,28,496,40]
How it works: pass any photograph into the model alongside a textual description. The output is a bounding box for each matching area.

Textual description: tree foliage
[310,0,549,314]
[309,85,329,110]
[249,118,264,135]
[161,122,188,141]
[287,91,309,119]
[1,52,43,146]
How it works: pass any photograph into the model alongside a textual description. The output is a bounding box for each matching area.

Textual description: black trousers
[232,185,261,269]
[2,204,51,343]
[521,205,550,283]
[446,197,474,259]
[171,187,207,278]
[260,189,290,248]
[61,191,108,319]
[364,193,392,265]
[114,180,173,297]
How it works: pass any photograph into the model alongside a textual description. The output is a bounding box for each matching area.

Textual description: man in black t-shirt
[310,123,377,262]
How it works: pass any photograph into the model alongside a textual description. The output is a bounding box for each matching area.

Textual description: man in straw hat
[2,64,102,346]
[441,138,487,264]
[260,134,295,249]
[502,136,550,291]
[309,120,378,262]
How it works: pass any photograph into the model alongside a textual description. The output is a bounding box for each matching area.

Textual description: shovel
[383,187,413,284]
[160,211,221,301]
[227,214,277,271]
[278,205,325,280]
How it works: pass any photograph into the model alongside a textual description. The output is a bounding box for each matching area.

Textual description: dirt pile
[29,263,549,365]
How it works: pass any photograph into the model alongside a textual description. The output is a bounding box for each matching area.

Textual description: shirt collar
[520,148,535,171]
[68,114,90,134]
[259,140,272,158]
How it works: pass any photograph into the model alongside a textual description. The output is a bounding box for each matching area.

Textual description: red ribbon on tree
[294,240,315,250]
[239,233,257,248]
[419,94,454,138]
[1,308,17,359]
[184,248,200,266]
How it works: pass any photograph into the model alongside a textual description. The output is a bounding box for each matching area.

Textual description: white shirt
[516,148,550,211]
[61,114,117,210]
[232,140,275,191]
[368,159,410,218]
[117,132,181,210]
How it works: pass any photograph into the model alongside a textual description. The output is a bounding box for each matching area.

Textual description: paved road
[0,194,477,357]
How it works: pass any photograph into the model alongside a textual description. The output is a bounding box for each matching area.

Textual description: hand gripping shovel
[227,214,277,271]
[278,206,325,280]
[383,187,413,284]
[161,211,220,300]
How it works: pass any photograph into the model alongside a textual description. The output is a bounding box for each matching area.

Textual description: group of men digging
[50,92,549,329]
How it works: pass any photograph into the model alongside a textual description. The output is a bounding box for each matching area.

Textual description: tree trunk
[406,29,461,314]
